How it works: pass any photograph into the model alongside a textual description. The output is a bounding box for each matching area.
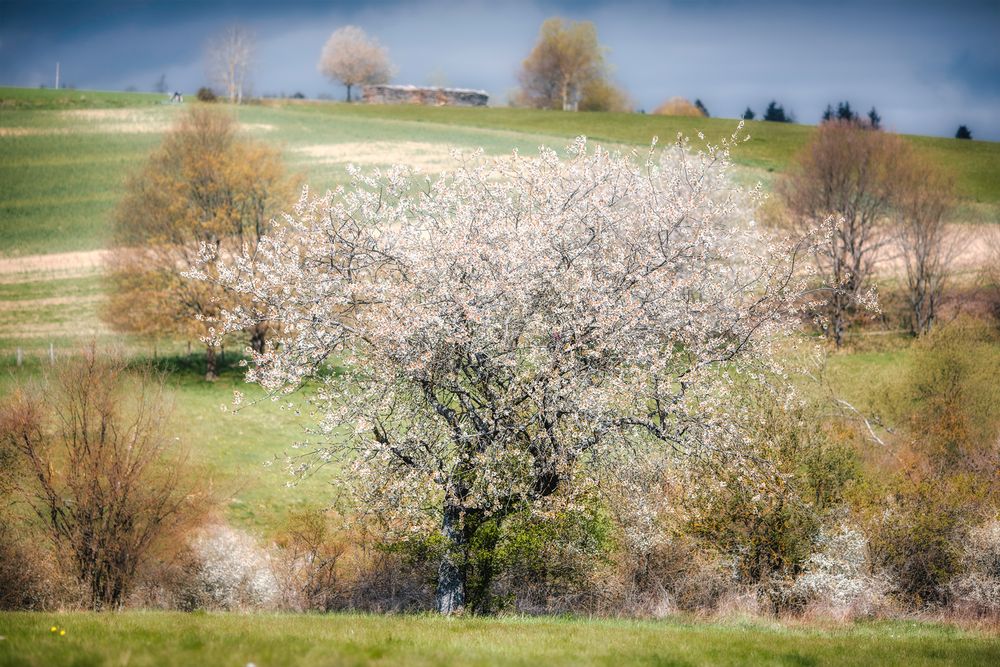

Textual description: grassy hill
[2,87,998,257]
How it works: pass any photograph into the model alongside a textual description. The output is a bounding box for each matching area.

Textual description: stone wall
[361,85,488,107]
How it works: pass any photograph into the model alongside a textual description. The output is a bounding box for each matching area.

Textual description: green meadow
[3,87,999,256]
[1,612,998,667]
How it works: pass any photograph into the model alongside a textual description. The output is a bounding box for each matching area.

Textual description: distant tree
[868,106,882,130]
[105,108,296,379]
[154,74,168,94]
[291,91,306,100]
[779,121,910,345]
[822,101,860,124]
[196,87,217,102]
[694,98,710,117]
[742,107,755,120]
[318,26,394,102]
[516,17,606,111]
[0,347,199,609]
[763,100,791,123]
[836,101,857,123]
[893,156,957,335]
[206,24,254,104]
[956,125,973,140]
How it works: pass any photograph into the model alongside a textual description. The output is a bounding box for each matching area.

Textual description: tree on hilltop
[318,26,395,102]
[516,17,608,112]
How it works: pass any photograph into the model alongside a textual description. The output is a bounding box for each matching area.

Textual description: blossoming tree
[198,129,819,614]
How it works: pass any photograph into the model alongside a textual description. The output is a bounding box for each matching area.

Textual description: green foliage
[687,393,862,590]
[860,321,1000,605]
[466,502,614,614]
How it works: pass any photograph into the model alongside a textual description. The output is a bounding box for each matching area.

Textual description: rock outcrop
[361,85,488,107]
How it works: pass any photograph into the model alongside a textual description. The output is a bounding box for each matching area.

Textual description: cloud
[1,0,997,139]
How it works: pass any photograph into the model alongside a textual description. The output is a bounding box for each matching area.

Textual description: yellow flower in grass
[50,626,57,633]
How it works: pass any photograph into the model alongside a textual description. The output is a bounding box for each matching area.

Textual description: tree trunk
[346,84,352,103]
[205,344,218,382]
[435,500,466,615]
[250,325,267,355]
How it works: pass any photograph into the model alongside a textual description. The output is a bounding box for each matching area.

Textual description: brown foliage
[104,107,296,379]
[652,97,705,118]
[0,347,204,609]
[779,121,911,345]
[893,157,957,335]
[578,78,632,113]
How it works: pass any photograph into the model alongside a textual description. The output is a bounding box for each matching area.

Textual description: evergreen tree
[836,101,857,123]
[742,107,755,120]
[867,106,881,130]
[956,125,972,140]
[763,100,790,123]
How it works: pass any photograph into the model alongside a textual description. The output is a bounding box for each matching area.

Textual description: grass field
[1,612,998,666]
[2,87,999,257]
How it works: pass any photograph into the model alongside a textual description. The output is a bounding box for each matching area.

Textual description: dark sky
[2,0,998,139]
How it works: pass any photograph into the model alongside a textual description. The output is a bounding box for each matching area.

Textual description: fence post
[49,342,55,365]
[16,346,22,367]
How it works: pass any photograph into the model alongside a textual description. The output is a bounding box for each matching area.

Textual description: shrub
[789,524,891,618]
[861,325,1000,606]
[685,393,861,600]
[475,501,615,614]
[0,523,80,610]
[196,87,217,102]
[178,524,279,611]
[0,347,200,610]
[271,510,346,611]
[949,520,1000,616]
[652,96,705,117]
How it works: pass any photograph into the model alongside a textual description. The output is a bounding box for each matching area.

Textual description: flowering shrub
[198,128,827,613]
[789,524,890,618]
[949,520,1000,616]
[181,524,279,611]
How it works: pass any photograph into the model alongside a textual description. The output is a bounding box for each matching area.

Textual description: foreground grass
[0,612,997,667]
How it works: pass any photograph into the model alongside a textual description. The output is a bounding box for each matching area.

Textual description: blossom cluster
[197,128,823,535]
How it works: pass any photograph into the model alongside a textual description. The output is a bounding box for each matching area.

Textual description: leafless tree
[104,107,295,380]
[0,347,198,609]
[893,157,958,335]
[779,120,909,345]
[206,24,254,104]
[318,26,394,102]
